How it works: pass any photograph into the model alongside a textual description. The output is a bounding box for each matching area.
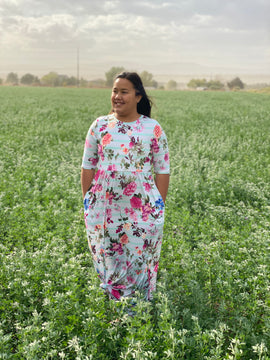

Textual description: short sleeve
[151,123,170,174]
[81,120,99,169]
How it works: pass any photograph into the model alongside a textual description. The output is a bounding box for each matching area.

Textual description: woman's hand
[154,174,170,203]
[81,168,96,198]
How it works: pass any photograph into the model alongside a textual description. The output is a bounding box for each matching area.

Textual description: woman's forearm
[81,168,96,198]
[155,174,170,203]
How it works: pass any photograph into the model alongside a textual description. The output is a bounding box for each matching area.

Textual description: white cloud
[0,0,269,78]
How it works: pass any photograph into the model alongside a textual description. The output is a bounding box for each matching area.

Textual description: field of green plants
[0,86,269,359]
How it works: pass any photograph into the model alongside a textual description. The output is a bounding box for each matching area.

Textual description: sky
[0,0,270,82]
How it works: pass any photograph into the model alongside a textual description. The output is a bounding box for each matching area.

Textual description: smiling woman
[81,72,170,302]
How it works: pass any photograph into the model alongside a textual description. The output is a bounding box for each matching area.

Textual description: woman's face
[111,78,142,119]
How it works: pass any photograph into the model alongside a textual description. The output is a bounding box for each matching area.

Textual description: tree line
[0,67,177,90]
[0,68,245,91]
[187,77,245,90]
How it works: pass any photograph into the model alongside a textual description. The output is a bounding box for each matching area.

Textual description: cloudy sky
[0,0,269,80]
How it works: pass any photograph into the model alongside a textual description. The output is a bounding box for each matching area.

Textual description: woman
[81,72,170,301]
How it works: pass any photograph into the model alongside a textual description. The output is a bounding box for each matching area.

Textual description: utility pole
[77,47,80,87]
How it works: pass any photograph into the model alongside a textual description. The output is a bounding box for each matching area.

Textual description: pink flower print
[91,183,102,193]
[101,133,112,146]
[143,182,152,192]
[120,234,129,244]
[130,196,142,209]
[123,223,131,231]
[111,289,121,300]
[126,261,131,268]
[108,121,116,128]
[106,208,114,223]
[134,119,144,132]
[164,153,169,162]
[122,147,129,154]
[99,124,107,132]
[125,207,138,222]
[142,203,152,221]
[106,192,114,205]
[107,164,116,178]
[115,284,126,290]
[98,144,104,161]
[94,169,105,181]
[129,140,135,148]
[106,208,112,217]
[85,139,92,148]
[151,138,160,153]
[123,182,137,196]
[154,262,159,272]
[154,125,162,139]
[130,208,138,222]
[90,157,98,166]
[111,243,123,255]
[107,164,116,171]
[127,276,136,284]
[84,213,88,228]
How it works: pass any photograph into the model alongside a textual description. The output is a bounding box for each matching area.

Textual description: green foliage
[187,78,224,90]
[105,66,125,87]
[139,71,158,88]
[207,79,224,90]
[165,80,177,90]
[0,88,270,359]
[227,77,245,90]
[41,71,61,86]
[41,72,80,87]
[187,78,208,88]
[20,73,40,86]
[6,72,19,85]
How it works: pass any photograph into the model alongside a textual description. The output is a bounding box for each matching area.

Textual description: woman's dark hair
[115,72,152,117]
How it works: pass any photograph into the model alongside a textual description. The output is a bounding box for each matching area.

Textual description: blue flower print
[155,196,164,210]
[84,197,90,211]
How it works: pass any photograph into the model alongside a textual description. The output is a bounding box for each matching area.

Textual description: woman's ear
[137,95,142,103]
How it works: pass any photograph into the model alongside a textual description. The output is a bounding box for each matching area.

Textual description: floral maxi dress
[82,114,170,300]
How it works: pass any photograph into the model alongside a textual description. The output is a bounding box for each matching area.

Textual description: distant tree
[151,80,158,89]
[6,72,19,85]
[227,77,244,90]
[140,71,154,87]
[187,78,224,90]
[80,78,88,87]
[139,71,158,88]
[0,78,2,85]
[57,74,68,86]
[166,80,177,90]
[66,76,77,86]
[41,72,60,87]
[187,78,207,89]
[207,80,224,90]
[105,66,125,87]
[89,79,106,88]
[20,73,40,85]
